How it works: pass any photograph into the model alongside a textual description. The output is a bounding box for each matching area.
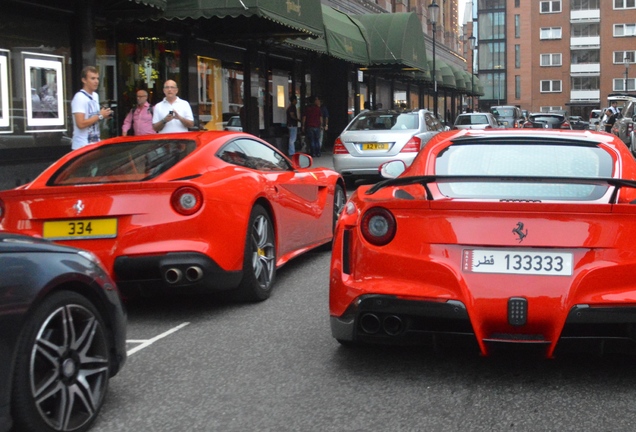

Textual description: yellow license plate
[43,218,118,240]
[362,143,389,150]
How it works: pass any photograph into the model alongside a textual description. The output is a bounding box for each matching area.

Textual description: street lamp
[428,0,440,119]
[625,54,630,92]
[468,35,476,111]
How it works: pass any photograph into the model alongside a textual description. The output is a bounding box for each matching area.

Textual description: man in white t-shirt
[152,80,194,133]
[71,66,113,149]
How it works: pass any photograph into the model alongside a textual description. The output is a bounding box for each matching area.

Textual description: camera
[169,110,174,115]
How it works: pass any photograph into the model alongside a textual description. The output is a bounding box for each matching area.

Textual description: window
[572,0,600,10]
[515,0,520,6]
[614,0,636,9]
[571,76,600,91]
[614,51,635,63]
[434,144,612,200]
[613,78,635,92]
[218,139,291,171]
[540,80,562,92]
[515,15,520,38]
[571,50,600,64]
[572,23,600,37]
[515,76,521,99]
[540,27,562,39]
[540,1,561,13]
[541,106,562,112]
[540,53,562,66]
[48,140,197,185]
[614,24,636,37]
[515,45,521,68]
[479,12,505,40]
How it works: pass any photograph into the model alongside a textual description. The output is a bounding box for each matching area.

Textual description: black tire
[332,184,346,233]
[235,204,276,302]
[319,184,346,252]
[11,291,111,432]
[344,176,356,191]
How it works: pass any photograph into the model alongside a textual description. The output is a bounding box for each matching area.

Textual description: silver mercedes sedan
[333,109,445,189]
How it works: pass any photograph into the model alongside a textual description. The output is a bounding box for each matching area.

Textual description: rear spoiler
[366,175,636,203]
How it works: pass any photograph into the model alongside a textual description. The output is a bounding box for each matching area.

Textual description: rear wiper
[366,175,636,201]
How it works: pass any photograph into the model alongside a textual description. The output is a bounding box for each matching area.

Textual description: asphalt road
[89,154,636,432]
[90,243,636,432]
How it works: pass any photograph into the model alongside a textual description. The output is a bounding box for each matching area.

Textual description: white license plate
[462,249,573,276]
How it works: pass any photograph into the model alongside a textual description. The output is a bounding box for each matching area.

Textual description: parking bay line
[126,322,190,356]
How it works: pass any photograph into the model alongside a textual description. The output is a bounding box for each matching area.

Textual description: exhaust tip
[164,268,183,284]
[185,266,203,282]
[360,313,381,334]
[383,315,403,336]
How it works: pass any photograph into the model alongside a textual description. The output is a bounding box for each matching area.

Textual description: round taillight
[360,207,396,246]
[171,186,203,216]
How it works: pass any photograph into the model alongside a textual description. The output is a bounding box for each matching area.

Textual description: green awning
[449,65,466,91]
[428,59,443,85]
[163,0,324,38]
[285,6,369,65]
[463,71,473,94]
[438,61,456,89]
[355,12,429,77]
[103,0,166,18]
[132,0,166,8]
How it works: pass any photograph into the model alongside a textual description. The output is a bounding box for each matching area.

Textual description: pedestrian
[319,99,329,152]
[286,95,299,156]
[603,100,619,133]
[302,95,323,157]
[122,89,155,136]
[71,65,113,150]
[152,80,194,133]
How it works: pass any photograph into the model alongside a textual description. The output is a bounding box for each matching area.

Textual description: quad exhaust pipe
[164,266,204,284]
[185,266,203,282]
[164,268,183,284]
[359,313,404,336]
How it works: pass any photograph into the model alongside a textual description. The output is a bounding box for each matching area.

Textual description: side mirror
[292,153,312,169]
[380,160,406,179]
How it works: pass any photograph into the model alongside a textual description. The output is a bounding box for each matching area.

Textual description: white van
[589,109,602,130]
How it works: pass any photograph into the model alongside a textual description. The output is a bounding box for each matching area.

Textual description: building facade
[467,0,636,116]
[0,0,470,191]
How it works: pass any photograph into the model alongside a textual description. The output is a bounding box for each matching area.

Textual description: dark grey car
[0,233,127,432]
[523,113,572,129]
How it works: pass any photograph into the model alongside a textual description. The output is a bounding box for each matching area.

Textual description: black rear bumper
[114,252,242,295]
[332,295,636,356]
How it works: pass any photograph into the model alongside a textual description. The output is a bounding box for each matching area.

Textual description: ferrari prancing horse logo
[73,200,85,215]
[512,222,528,243]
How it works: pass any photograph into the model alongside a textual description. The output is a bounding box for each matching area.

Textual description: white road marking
[126,322,190,356]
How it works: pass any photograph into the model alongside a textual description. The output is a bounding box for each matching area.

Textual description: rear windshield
[456,115,489,125]
[435,143,613,200]
[349,112,419,131]
[529,115,564,123]
[48,140,197,185]
[491,108,515,117]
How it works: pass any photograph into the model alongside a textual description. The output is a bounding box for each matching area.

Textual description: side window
[219,138,291,171]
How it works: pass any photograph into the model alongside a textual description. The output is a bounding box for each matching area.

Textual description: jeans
[307,127,321,156]
[288,126,297,156]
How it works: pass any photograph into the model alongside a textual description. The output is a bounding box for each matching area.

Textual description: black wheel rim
[30,304,109,431]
